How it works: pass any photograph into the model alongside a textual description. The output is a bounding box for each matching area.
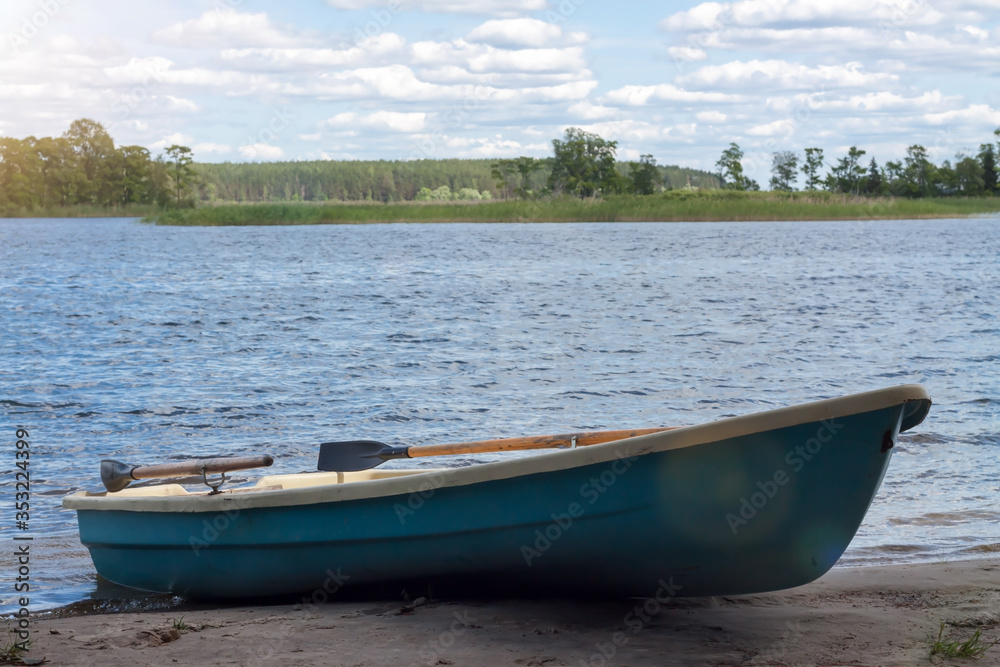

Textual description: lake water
[1,217,998,614]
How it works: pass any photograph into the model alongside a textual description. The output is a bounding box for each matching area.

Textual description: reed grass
[0,203,164,219]
[0,628,30,663]
[929,622,999,659]
[145,191,1000,226]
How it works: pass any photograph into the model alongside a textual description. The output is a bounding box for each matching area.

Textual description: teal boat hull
[67,385,931,599]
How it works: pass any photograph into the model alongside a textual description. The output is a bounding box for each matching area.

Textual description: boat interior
[88,468,445,497]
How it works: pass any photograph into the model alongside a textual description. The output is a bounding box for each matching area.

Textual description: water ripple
[1,217,998,612]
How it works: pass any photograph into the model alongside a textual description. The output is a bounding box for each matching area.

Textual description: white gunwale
[63,384,929,513]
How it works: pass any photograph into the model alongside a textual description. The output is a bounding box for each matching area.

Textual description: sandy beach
[20,556,999,667]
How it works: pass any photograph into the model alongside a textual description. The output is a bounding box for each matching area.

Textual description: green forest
[0,119,197,215]
[0,119,718,215]
[715,131,1000,198]
[2,118,999,220]
[194,155,719,204]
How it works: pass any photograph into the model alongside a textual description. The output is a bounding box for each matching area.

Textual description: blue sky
[1,0,999,185]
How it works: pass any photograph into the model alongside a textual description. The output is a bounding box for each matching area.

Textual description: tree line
[195,133,719,203]
[0,120,719,212]
[717,128,1000,197]
[197,158,502,203]
[9,118,995,214]
[490,128,720,199]
[0,119,198,213]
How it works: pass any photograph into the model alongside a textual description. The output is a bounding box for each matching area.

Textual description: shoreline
[3,196,1000,225]
[24,556,1000,666]
[145,195,1000,226]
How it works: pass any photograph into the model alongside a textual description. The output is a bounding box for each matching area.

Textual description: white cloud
[578,119,669,142]
[513,80,597,101]
[436,134,532,157]
[658,2,1000,73]
[806,91,957,113]
[325,110,427,132]
[44,34,82,53]
[418,68,589,88]
[304,63,595,104]
[409,39,588,75]
[466,18,577,48]
[217,30,593,103]
[102,57,273,94]
[696,110,727,123]
[313,65,451,100]
[239,143,284,160]
[678,60,897,91]
[555,120,702,147]
[923,104,1000,127]
[604,83,742,106]
[667,45,707,62]
[746,119,796,137]
[102,57,173,85]
[193,142,232,154]
[150,132,194,150]
[468,46,586,73]
[661,0,945,31]
[366,110,427,132]
[166,95,199,112]
[221,34,407,71]
[3,0,997,176]
[568,100,618,120]
[152,10,306,49]
[325,0,548,16]
[959,25,989,40]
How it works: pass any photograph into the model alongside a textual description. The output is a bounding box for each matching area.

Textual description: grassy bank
[146,191,1000,226]
[1,203,164,219]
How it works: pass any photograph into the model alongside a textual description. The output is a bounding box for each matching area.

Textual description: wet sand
[24,557,1000,666]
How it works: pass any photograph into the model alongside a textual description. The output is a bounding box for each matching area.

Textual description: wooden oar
[100,455,274,493]
[317,427,677,472]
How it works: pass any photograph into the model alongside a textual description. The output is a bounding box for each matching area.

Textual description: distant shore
[0,203,163,219]
[143,192,1000,225]
[4,193,999,225]
[28,556,1000,666]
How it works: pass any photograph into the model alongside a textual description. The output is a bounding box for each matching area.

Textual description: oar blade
[317,440,405,472]
[101,459,136,493]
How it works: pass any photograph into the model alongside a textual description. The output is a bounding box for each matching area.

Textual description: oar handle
[130,455,275,480]
[406,427,676,459]
[101,455,275,492]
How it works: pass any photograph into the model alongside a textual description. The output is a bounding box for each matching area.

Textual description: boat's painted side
[65,385,931,598]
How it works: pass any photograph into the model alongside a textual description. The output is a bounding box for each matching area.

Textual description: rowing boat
[63,384,931,599]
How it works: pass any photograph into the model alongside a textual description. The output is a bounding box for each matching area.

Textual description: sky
[1,0,999,185]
